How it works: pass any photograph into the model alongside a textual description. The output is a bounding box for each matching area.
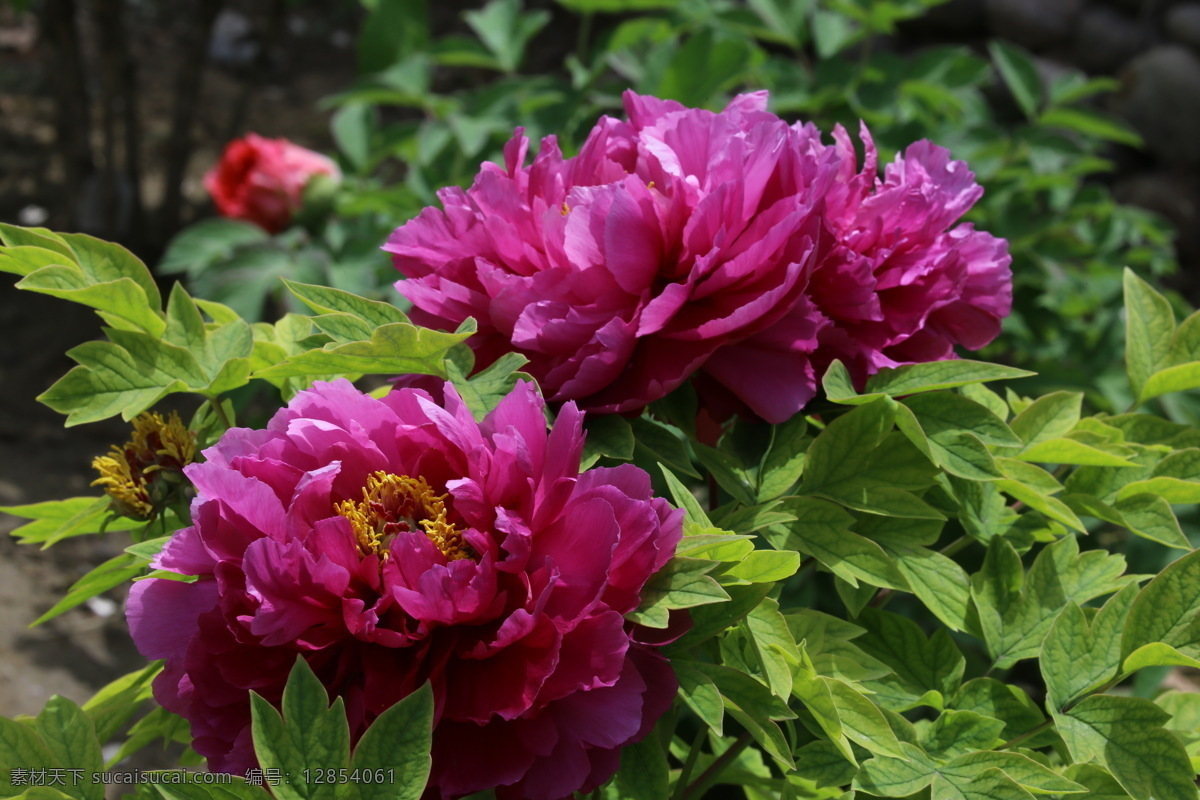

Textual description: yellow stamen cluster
[91,411,197,519]
[335,472,471,562]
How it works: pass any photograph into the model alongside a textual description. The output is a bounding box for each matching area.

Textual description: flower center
[335,472,471,562]
[92,411,196,520]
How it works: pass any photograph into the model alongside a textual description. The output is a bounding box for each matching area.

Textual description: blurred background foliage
[0,0,1183,407]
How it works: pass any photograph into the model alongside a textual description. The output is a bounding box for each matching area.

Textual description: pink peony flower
[205,133,341,233]
[126,379,682,800]
[385,91,1011,423]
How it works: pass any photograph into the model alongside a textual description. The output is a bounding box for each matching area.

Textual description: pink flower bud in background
[204,133,341,233]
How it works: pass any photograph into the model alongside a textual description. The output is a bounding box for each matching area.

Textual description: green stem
[681,730,752,800]
[672,726,708,800]
[207,395,234,431]
[939,535,971,558]
[998,718,1053,751]
[576,12,593,62]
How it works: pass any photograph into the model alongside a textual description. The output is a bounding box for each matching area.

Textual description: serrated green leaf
[1041,584,1138,709]
[1057,695,1197,800]
[252,323,470,381]
[633,417,700,479]
[855,609,965,708]
[251,658,351,800]
[1121,548,1200,661]
[34,697,103,800]
[864,361,1034,397]
[950,679,1046,745]
[17,267,165,336]
[768,497,907,590]
[582,414,635,463]
[854,743,938,796]
[1111,493,1191,550]
[151,778,276,800]
[826,678,906,758]
[939,751,1085,794]
[346,684,431,800]
[1039,107,1142,146]
[1124,269,1176,402]
[923,710,1006,759]
[282,279,410,328]
[793,741,858,789]
[447,352,531,420]
[1,496,137,547]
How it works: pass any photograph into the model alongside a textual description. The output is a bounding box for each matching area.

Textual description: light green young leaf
[922,710,1006,759]
[950,679,1046,746]
[151,778,276,800]
[674,660,724,735]
[17,266,165,336]
[659,465,710,526]
[822,359,886,405]
[1111,493,1191,550]
[446,351,531,421]
[884,544,972,631]
[252,323,470,380]
[282,279,410,329]
[1,497,137,548]
[826,678,907,758]
[1122,642,1200,674]
[1138,362,1200,404]
[633,417,700,479]
[1124,268,1176,402]
[721,550,801,585]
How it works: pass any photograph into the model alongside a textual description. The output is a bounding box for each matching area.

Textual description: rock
[986,0,1086,49]
[1113,45,1200,164]
[1075,6,1151,73]
[1167,3,1200,51]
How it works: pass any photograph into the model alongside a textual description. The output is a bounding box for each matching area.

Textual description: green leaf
[0,716,57,795]
[150,778,275,800]
[463,0,549,73]
[826,678,907,758]
[1056,695,1197,800]
[864,360,1034,397]
[1120,548,1200,661]
[282,279,410,329]
[1138,362,1200,403]
[989,40,1042,119]
[632,417,699,479]
[1111,493,1191,550]
[159,218,270,276]
[39,335,206,425]
[1040,584,1138,709]
[854,608,965,709]
[615,733,669,800]
[1,497,137,547]
[582,414,635,465]
[81,661,162,743]
[950,679,1046,745]
[58,231,162,311]
[793,741,858,789]
[346,683,432,800]
[923,710,1005,759]
[854,743,938,796]
[34,697,103,800]
[1018,437,1134,467]
[252,323,470,381]
[1123,642,1200,674]
[1039,107,1142,147]
[1124,269,1176,403]
[1010,392,1082,447]
[768,497,907,590]
[885,544,972,631]
[973,536,1133,668]
[446,352,531,420]
[937,751,1085,794]
[671,583,773,648]
[17,267,165,336]
[251,658,351,800]
[823,359,883,405]
[32,553,146,626]
[757,414,810,500]
[656,27,756,107]
[637,557,729,611]
[675,660,724,735]
[659,465,710,526]
[721,549,801,585]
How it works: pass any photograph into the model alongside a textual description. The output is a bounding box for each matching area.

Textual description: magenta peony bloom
[126,379,683,800]
[385,91,1011,423]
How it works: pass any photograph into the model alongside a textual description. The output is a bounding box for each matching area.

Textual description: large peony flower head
[385,91,1011,423]
[126,379,683,799]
